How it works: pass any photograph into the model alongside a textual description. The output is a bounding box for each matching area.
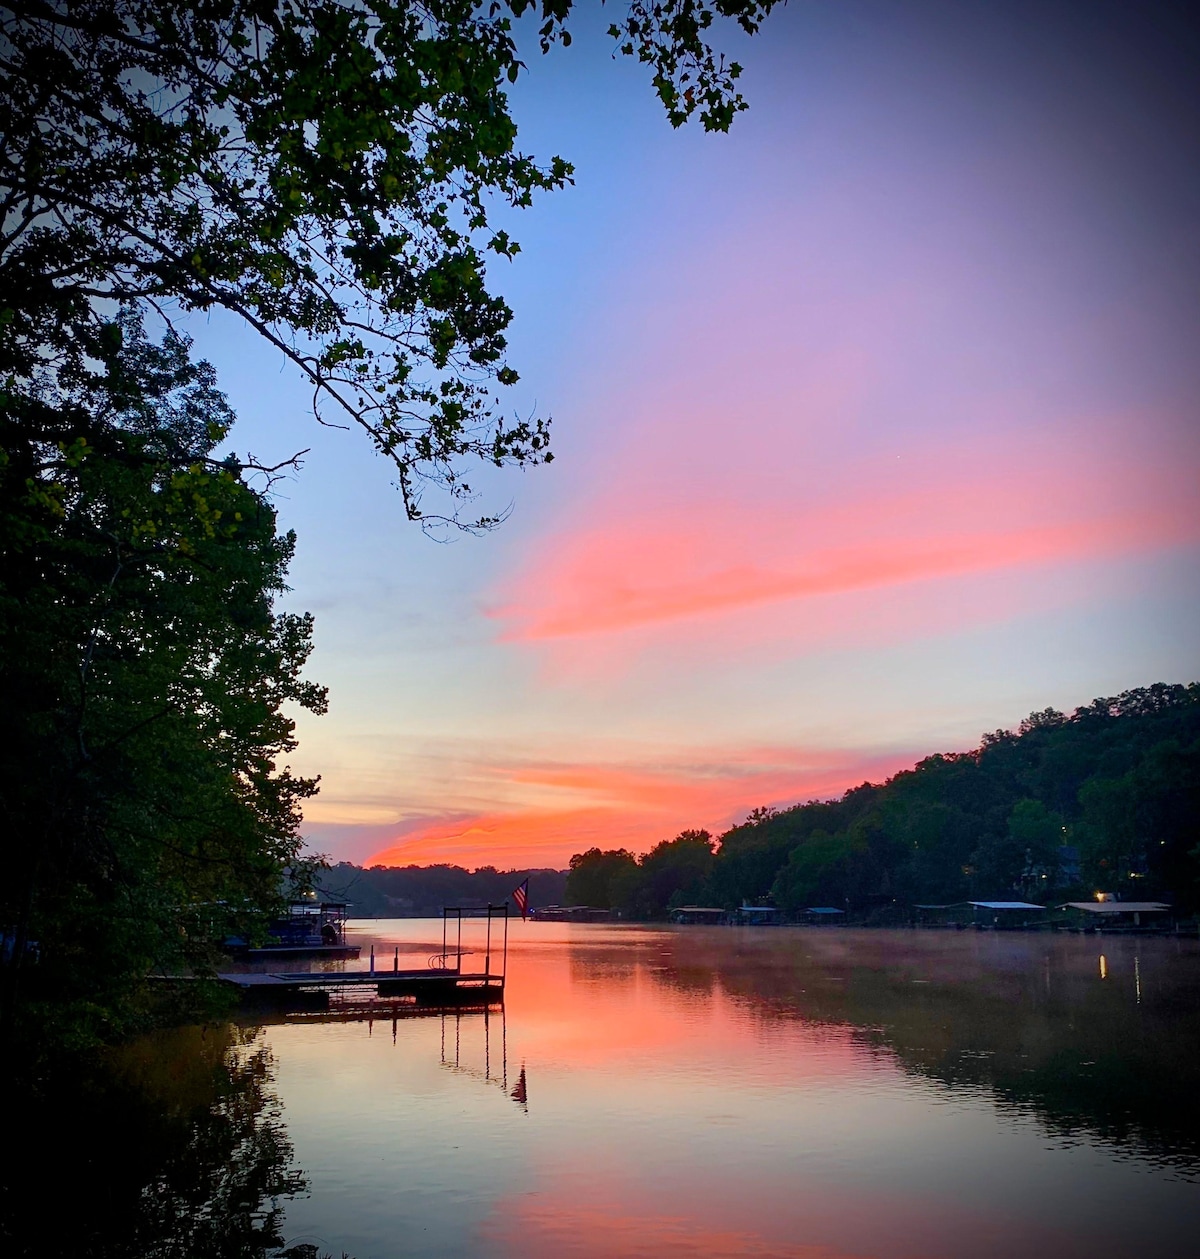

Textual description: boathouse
[1060,901,1171,929]
[804,907,846,925]
[737,903,781,925]
[669,906,727,925]
[913,901,1047,928]
[529,905,613,922]
[967,901,1047,928]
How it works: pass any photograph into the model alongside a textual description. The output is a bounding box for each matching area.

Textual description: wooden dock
[222,904,511,1010]
[219,966,504,1007]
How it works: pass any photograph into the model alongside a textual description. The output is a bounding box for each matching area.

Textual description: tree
[639,828,714,914]
[771,829,855,912]
[1,0,780,527]
[1078,738,1200,904]
[714,683,1200,914]
[564,847,637,908]
[970,799,1064,899]
[0,310,326,1041]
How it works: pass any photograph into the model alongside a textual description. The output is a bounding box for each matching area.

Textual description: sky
[194,0,1199,870]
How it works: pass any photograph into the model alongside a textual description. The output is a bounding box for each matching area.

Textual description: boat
[226,900,360,960]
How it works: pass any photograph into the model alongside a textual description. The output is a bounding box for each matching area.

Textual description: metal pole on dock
[393,945,398,972]
[502,905,509,983]
[370,945,375,976]
[486,907,492,978]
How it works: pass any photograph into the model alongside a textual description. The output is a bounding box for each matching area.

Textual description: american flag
[512,878,529,920]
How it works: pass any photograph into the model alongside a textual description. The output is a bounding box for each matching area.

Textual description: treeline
[565,684,1200,918]
[316,863,567,918]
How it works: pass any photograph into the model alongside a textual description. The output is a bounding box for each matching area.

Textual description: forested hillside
[565,684,1200,918]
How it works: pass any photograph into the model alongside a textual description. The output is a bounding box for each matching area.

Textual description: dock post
[393,946,398,972]
[370,945,375,976]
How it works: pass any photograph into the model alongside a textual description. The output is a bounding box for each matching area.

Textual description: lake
[11,922,1200,1258]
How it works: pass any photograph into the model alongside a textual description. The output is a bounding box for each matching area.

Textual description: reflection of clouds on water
[68,923,1193,1259]
[589,929,1200,1178]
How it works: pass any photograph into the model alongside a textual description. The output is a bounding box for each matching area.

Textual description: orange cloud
[364,747,913,869]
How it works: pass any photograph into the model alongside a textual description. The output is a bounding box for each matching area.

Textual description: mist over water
[8,924,1198,1258]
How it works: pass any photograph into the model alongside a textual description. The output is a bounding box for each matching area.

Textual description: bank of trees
[0,312,327,1040]
[566,684,1200,917]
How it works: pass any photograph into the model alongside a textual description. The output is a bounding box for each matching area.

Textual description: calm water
[13,923,1200,1258]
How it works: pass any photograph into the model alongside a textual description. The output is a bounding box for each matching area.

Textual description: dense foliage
[567,684,1200,917]
[0,312,326,1043]
[1,0,779,526]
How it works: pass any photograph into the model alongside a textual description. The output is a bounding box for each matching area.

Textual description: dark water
[6,923,1200,1258]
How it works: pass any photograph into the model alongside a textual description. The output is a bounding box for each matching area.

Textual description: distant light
[1099,955,1107,981]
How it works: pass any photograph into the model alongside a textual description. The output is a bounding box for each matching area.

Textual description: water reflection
[620,930,1200,1175]
[1,1025,307,1259]
[437,1005,524,1109]
[7,927,1198,1259]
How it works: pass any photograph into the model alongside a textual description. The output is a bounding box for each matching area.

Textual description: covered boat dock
[1061,901,1172,930]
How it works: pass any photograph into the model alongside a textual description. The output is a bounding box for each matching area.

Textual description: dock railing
[439,903,509,983]
[220,902,510,1010]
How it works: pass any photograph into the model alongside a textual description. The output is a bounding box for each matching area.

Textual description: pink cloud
[491,420,1198,660]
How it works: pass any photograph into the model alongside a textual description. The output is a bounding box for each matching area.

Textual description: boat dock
[219,966,504,1006]
[220,904,509,1010]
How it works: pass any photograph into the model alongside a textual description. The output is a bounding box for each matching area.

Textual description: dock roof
[1061,901,1171,914]
[967,901,1046,911]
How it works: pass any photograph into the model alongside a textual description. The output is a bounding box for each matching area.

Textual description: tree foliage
[566,830,714,916]
[0,0,784,1043]
[1,0,779,526]
[0,311,326,1042]
[565,846,638,908]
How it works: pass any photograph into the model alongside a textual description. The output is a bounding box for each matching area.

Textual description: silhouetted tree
[564,848,638,909]
[1,0,780,526]
[0,312,325,1043]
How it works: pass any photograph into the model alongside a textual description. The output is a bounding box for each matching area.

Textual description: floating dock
[221,904,509,1010]
[219,965,504,1007]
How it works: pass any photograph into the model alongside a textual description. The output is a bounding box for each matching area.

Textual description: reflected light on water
[257,922,1200,1259]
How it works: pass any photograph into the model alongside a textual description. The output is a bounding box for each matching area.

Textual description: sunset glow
[364,747,914,869]
[213,1,1200,871]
